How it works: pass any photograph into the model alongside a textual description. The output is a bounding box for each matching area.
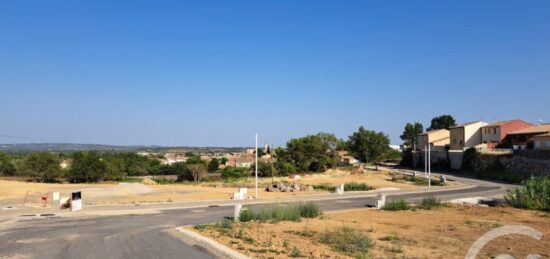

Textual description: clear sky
[1,1,549,147]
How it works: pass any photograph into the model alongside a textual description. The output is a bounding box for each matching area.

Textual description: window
[493,128,497,134]
[535,141,541,148]
[459,140,463,146]
[546,141,550,147]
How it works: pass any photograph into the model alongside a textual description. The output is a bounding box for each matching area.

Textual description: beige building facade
[417,129,450,150]
[450,121,488,150]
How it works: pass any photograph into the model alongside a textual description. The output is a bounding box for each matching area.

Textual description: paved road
[0,174,509,259]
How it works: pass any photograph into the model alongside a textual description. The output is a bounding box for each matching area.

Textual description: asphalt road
[0,180,506,259]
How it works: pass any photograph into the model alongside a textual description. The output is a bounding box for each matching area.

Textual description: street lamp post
[255,133,258,198]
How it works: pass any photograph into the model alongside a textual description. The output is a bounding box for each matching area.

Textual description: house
[417,129,450,151]
[481,119,533,148]
[533,134,550,150]
[227,155,255,168]
[449,121,488,150]
[504,124,550,150]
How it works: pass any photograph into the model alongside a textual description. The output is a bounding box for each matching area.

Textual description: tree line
[0,126,398,183]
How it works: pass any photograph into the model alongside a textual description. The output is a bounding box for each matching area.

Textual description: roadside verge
[171,226,250,259]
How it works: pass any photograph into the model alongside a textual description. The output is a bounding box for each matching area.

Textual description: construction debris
[265,181,313,192]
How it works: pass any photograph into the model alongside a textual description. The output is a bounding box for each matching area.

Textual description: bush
[383,199,410,211]
[238,202,320,223]
[420,196,443,210]
[505,177,550,211]
[344,182,373,191]
[312,183,336,192]
[221,166,250,180]
[238,208,255,222]
[320,226,374,258]
[299,201,320,218]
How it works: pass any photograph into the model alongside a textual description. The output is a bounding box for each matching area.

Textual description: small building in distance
[481,119,533,148]
[449,121,488,150]
[417,129,450,151]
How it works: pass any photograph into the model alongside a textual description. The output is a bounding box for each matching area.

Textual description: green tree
[252,160,278,177]
[221,166,249,179]
[187,163,207,182]
[158,162,189,181]
[0,152,16,176]
[23,152,61,182]
[400,122,423,150]
[208,158,220,172]
[102,156,125,181]
[284,132,340,172]
[427,115,456,131]
[68,152,107,183]
[347,126,390,168]
[220,157,228,165]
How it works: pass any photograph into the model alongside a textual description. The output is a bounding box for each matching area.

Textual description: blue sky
[1,1,549,147]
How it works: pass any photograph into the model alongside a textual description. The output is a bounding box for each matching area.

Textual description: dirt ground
[0,170,435,206]
[192,205,550,259]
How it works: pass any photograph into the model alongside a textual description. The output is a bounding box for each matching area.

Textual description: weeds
[320,226,374,258]
[193,224,208,230]
[383,199,410,211]
[239,202,320,222]
[505,177,550,211]
[420,196,443,210]
[344,182,373,191]
[289,246,303,257]
[312,183,336,192]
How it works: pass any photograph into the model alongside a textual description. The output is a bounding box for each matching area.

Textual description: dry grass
[192,205,550,258]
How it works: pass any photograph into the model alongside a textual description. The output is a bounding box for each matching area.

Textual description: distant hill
[0,143,247,154]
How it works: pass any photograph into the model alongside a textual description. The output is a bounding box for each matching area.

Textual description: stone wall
[500,156,550,177]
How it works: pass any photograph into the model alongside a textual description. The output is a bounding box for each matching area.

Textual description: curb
[173,227,250,259]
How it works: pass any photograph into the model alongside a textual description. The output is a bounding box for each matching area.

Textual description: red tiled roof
[481,119,531,128]
[507,124,550,135]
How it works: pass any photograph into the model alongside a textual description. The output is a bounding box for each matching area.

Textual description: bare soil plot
[0,170,439,206]
[192,205,550,258]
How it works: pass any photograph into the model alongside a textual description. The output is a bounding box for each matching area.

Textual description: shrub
[320,226,374,258]
[344,182,373,191]
[239,208,255,222]
[221,166,250,180]
[299,201,320,218]
[289,246,303,257]
[312,183,336,192]
[505,177,550,211]
[215,219,234,229]
[238,203,319,223]
[420,196,443,210]
[383,199,410,211]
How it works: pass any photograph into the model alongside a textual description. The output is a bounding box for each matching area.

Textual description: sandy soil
[192,205,550,259]
[0,170,438,206]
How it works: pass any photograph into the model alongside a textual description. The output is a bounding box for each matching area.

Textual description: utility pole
[255,133,258,198]
[428,144,431,187]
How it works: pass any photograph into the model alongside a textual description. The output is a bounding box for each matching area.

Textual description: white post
[428,144,431,187]
[254,133,258,199]
[424,145,427,177]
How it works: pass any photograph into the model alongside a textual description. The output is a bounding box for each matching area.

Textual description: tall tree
[284,132,340,172]
[0,152,16,176]
[208,158,220,172]
[23,152,61,182]
[427,115,456,131]
[347,126,390,168]
[68,152,106,183]
[400,122,423,149]
[187,164,206,182]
